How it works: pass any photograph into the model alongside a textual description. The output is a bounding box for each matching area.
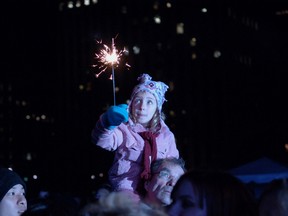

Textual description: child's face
[131,91,157,127]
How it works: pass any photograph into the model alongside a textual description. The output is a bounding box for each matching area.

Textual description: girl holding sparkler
[91,73,180,201]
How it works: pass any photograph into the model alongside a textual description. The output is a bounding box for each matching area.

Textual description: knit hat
[129,74,169,112]
[0,168,26,201]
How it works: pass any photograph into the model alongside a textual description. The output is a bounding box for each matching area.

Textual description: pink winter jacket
[91,117,179,196]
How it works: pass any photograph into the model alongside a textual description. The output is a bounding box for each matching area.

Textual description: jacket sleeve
[91,114,124,151]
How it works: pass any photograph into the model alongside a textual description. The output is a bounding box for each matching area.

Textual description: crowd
[2,165,288,216]
[1,73,288,216]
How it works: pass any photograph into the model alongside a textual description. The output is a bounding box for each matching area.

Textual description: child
[91,73,179,201]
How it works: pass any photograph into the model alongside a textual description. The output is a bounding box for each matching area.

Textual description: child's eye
[134,99,141,104]
[147,100,153,105]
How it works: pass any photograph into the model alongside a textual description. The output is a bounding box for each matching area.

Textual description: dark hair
[258,178,288,216]
[171,170,258,216]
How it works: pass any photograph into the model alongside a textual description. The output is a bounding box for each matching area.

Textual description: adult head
[167,169,258,216]
[143,157,186,207]
[80,191,168,216]
[0,167,27,216]
[93,183,113,202]
[129,74,168,131]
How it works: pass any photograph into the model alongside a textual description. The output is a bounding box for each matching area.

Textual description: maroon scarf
[139,131,158,180]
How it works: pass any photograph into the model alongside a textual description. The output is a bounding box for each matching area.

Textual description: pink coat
[91,117,179,196]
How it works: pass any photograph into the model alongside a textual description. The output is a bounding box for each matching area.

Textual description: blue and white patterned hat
[130,74,169,112]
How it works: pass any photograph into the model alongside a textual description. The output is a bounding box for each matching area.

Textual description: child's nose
[139,102,145,110]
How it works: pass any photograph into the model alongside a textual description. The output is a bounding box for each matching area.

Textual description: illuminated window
[176,23,184,34]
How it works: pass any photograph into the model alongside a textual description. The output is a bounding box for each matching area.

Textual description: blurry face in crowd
[131,91,157,127]
[168,179,207,216]
[0,184,27,216]
[145,162,185,206]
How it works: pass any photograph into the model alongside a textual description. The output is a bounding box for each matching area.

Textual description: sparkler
[92,37,130,105]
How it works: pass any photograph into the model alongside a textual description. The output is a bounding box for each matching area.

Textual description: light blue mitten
[102,104,129,130]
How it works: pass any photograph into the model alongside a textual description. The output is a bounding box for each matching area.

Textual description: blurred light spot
[79,84,84,91]
[213,50,221,58]
[201,8,207,13]
[191,52,197,60]
[75,1,81,7]
[285,143,288,152]
[190,37,197,47]
[169,110,175,117]
[176,23,184,34]
[121,6,127,14]
[26,153,32,161]
[154,15,161,24]
[68,1,73,8]
[169,81,175,91]
[153,2,159,10]
[133,46,140,55]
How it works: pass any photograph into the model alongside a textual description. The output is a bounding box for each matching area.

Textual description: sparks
[92,37,130,105]
[92,38,130,79]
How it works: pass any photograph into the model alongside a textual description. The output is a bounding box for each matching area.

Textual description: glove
[102,104,129,130]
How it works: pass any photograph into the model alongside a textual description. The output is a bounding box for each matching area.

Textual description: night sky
[1,0,288,197]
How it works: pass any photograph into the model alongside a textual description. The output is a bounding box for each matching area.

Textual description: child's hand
[102,104,129,130]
